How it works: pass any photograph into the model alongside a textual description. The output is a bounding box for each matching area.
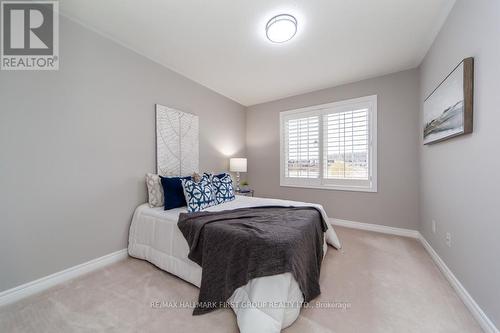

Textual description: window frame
[279,95,378,193]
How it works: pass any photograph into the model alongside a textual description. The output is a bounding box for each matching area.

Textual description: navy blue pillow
[160,175,192,210]
[204,172,227,179]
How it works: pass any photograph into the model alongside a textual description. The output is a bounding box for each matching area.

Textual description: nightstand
[235,189,254,197]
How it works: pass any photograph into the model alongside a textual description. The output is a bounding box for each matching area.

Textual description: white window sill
[280,182,378,193]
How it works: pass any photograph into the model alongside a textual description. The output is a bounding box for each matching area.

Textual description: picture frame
[423,57,474,145]
[155,104,199,176]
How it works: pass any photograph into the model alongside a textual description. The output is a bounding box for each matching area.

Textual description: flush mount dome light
[265,14,297,43]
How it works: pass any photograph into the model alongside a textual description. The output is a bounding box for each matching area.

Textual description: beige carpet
[0,227,483,333]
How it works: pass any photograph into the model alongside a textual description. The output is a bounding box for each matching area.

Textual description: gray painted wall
[246,69,420,229]
[419,0,500,327]
[0,16,246,291]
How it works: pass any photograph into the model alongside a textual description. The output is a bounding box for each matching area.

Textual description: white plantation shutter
[284,115,320,178]
[323,109,369,180]
[280,95,377,192]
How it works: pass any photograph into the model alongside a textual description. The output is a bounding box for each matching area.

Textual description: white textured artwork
[156,104,199,177]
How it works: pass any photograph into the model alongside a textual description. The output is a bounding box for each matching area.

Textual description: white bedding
[128,195,341,333]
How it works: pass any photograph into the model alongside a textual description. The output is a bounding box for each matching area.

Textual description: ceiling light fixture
[265,14,297,43]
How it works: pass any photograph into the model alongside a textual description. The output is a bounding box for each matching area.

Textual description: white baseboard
[331,218,420,238]
[418,235,498,333]
[330,218,498,333]
[0,248,128,307]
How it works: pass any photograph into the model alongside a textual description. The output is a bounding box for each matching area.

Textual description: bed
[128,195,341,333]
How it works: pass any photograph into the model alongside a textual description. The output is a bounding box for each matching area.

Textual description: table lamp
[229,158,247,191]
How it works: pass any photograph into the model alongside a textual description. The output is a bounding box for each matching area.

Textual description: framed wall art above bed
[156,104,199,176]
[423,57,474,145]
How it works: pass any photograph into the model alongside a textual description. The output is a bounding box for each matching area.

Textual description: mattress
[128,195,341,332]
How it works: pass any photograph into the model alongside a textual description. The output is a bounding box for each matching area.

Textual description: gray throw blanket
[177,206,327,315]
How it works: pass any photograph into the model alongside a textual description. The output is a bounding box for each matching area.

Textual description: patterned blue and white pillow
[181,176,215,212]
[210,173,235,204]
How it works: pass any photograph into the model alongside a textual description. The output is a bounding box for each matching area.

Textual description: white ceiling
[60,0,455,106]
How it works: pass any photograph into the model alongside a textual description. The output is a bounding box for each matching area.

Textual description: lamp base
[235,172,241,192]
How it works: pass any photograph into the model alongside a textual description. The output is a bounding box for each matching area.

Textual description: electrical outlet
[445,232,452,247]
[432,220,436,234]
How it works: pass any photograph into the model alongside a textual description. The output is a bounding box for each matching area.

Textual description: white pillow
[146,173,164,208]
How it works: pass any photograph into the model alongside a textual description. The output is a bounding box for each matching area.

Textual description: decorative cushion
[210,173,235,204]
[160,175,192,210]
[191,172,202,183]
[146,173,164,208]
[181,176,215,212]
[204,172,227,180]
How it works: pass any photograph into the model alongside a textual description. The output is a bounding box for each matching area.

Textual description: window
[280,95,377,192]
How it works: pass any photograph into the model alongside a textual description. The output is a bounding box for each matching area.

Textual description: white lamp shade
[230,158,247,173]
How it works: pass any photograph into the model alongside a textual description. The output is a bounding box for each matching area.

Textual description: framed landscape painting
[423,57,474,145]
